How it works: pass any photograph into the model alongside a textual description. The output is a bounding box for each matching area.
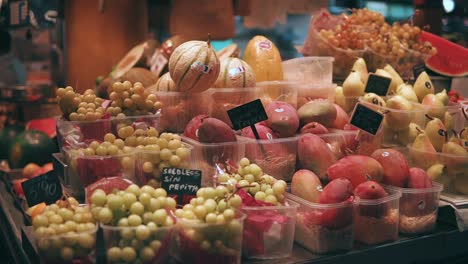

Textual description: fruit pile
[90,184,176,263]
[32,197,96,262]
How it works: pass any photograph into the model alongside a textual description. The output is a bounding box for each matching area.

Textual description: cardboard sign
[161,167,202,204]
[365,73,392,96]
[22,172,62,207]
[413,63,426,79]
[350,103,384,135]
[227,99,268,130]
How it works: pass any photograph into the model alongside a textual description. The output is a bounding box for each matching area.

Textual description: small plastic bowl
[241,200,298,259]
[134,142,194,186]
[181,136,248,187]
[386,183,443,235]
[397,47,431,80]
[35,225,97,263]
[101,224,175,264]
[297,83,337,108]
[282,56,334,85]
[353,187,401,245]
[175,212,246,264]
[412,102,464,133]
[244,136,299,182]
[286,193,355,254]
[56,114,162,151]
[363,47,401,73]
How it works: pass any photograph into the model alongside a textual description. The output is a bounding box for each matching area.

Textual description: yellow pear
[396,122,423,145]
[427,163,452,187]
[351,58,369,84]
[334,86,346,110]
[396,83,418,102]
[444,111,454,132]
[361,93,386,108]
[385,95,413,131]
[413,71,434,102]
[435,89,449,106]
[383,64,404,91]
[410,133,438,170]
[342,71,365,97]
[422,94,445,120]
[375,69,398,95]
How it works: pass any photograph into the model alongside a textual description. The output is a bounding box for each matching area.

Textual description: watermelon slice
[420,31,468,77]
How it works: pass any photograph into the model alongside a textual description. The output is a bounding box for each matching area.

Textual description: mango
[354,181,389,218]
[319,178,354,204]
[332,104,350,129]
[241,124,277,140]
[298,100,337,128]
[371,149,410,187]
[298,134,337,180]
[183,114,209,141]
[198,117,236,143]
[300,122,329,135]
[291,169,322,203]
[265,101,299,138]
[327,155,384,188]
[408,168,432,189]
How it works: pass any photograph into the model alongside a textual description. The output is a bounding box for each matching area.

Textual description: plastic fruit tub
[175,212,246,264]
[153,91,207,133]
[363,47,400,73]
[244,136,299,182]
[282,56,334,85]
[241,200,298,259]
[412,101,464,133]
[56,114,162,151]
[181,136,248,187]
[297,83,337,108]
[354,187,401,245]
[286,193,355,254]
[35,225,97,263]
[134,142,194,186]
[397,47,431,80]
[386,183,443,235]
[102,224,175,264]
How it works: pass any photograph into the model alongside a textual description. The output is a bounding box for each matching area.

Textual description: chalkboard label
[227,99,268,130]
[22,172,63,207]
[161,168,202,204]
[413,64,425,80]
[350,103,384,135]
[365,73,391,96]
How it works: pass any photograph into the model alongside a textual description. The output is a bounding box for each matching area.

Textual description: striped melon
[150,72,176,92]
[214,57,256,88]
[169,38,220,93]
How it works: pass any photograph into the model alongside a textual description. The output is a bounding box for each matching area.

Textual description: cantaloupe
[214,57,256,88]
[148,72,176,92]
[168,37,220,93]
[243,35,283,82]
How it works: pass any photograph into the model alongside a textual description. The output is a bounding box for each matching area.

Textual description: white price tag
[150,50,169,77]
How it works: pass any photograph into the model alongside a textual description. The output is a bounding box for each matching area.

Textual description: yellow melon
[214,57,256,88]
[168,37,220,93]
[148,72,176,92]
[243,35,283,82]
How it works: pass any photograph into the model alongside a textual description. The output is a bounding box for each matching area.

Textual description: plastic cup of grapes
[32,198,97,263]
[286,193,355,254]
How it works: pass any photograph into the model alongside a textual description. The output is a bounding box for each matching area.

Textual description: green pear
[396,83,418,102]
[435,89,449,106]
[375,69,398,95]
[413,71,434,102]
[410,133,438,170]
[426,163,452,187]
[385,95,413,132]
[343,71,365,97]
[334,86,346,110]
[361,93,386,108]
[444,111,454,132]
[441,141,468,175]
[422,94,445,120]
[396,122,423,145]
[425,116,447,152]
[383,64,404,92]
[351,58,369,84]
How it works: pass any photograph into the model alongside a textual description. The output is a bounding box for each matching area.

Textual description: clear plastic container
[297,83,337,108]
[181,136,247,187]
[153,91,207,133]
[244,136,299,181]
[34,225,97,263]
[286,193,354,254]
[56,114,162,151]
[241,200,298,259]
[387,183,443,235]
[175,212,246,264]
[412,101,464,133]
[397,47,431,80]
[101,224,175,264]
[364,47,400,73]
[64,147,137,187]
[282,57,334,85]
[354,187,401,245]
[134,143,194,186]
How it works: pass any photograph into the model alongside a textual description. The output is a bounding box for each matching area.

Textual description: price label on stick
[350,103,384,135]
[22,171,63,207]
[161,167,202,205]
[413,63,425,80]
[227,99,268,131]
[365,73,392,96]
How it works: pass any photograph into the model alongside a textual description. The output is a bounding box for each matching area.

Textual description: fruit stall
[0,1,468,263]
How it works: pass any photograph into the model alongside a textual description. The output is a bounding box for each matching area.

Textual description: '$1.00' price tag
[22,172,63,207]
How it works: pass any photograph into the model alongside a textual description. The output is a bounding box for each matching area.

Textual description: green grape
[107,195,124,211]
[146,198,161,212]
[118,218,129,227]
[255,192,266,201]
[205,213,217,224]
[153,209,167,225]
[265,195,278,204]
[153,188,167,198]
[91,189,107,206]
[122,193,137,209]
[194,205,208,219]
[121,247,137,262]
[107,247,121,262]
[203,187,216,199]
[32,215,49,228]
[204,199,217,213]
[49,214,64,224]
[126,184,141,196]
[140,246,156,262]
[98,208,113,224]
[60,247,74,261]
[135,225,151,240]
[128,214,142,226]
[223,209,235,221]
[166,197,177,210]
[228,195,242,208]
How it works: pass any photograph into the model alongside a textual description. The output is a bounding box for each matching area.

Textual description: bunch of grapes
[217,158,287,206]
[90,184,176,263]
[57,87,106,121]
[107,81,162,117]
[32,197,96,262]
[391,22,437,56]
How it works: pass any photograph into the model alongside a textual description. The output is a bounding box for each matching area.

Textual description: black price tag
[413,63,425,80]
[350,103,384,135]
[161,168,202,204]
[227,99,268,130]
[365,73,392,96]
[22,172,63,207]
